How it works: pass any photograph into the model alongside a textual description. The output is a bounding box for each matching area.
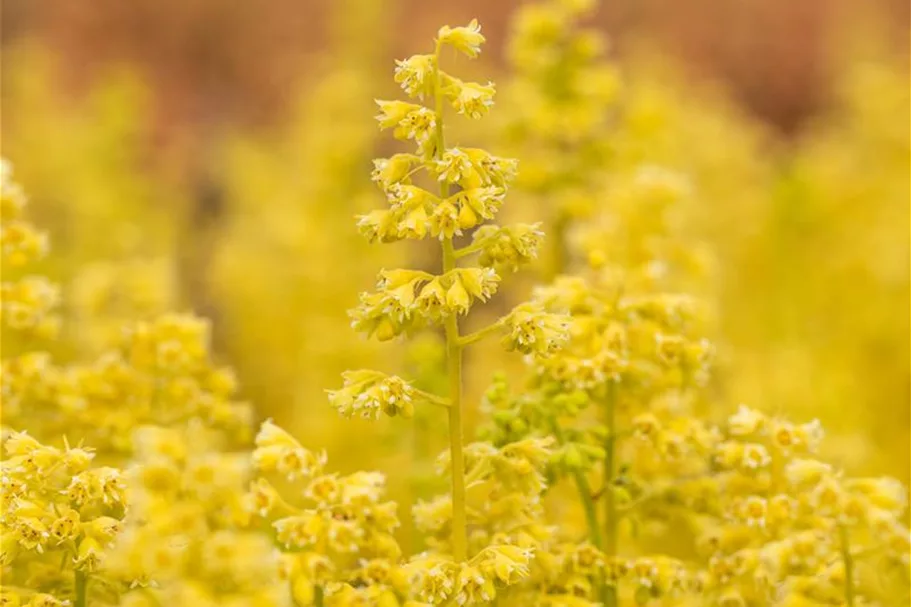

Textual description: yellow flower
[438,19,486,59]
[728,404,766,436]
[274,512,325,549]
[784,458,833,487]
[48,507,80,545]
[356,209,401,243]
[410,559,457,604]
[446,78,496,119]
[472,223,543,271]
[740,443,772,470]
[74,536,103,572]
[394,54,436,99]
[435,148,474,184]
[846,477,908,512]
[328,370,421,420]
[413,495,452,534]
[253,420,325,480]
[374,100,424,129]
[416,278,447,320]
[808,476,846,517]
[371,154,418,189]
[395,107,438,147]
[82,516,123,546]
[476,544,533,585]
[429,200,460,240]
[454,563,496,604]
[503,302,571,357]
[738,495,769,528]
[445,279,471,315]
[244,478,281,517]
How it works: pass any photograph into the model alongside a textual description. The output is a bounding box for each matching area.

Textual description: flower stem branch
[457,319,505,348]
[454,235,495,259]
[416,389,451,408]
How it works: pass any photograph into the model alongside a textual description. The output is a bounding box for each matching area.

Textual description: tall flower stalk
[432,34,468,562]
[331,19,570,572]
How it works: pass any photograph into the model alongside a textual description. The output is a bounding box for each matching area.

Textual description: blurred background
[1,0,908,493]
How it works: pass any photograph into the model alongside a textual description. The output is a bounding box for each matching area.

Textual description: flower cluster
[690,406,911,606]
[502,302,572,358]
[0,431,126,607]
[470,223,545,272]
[2,312,252,455]
[349,267,501,340]
[67,257,179,355]
[473,7,730,600]
[407,437,553,605]
[575,165,704,296]
[0,160,59,340]
[500,0,621,277]
[327,369,451,420]
[246,420,405,606]
[0,160,279,607]
[106,421,287,607]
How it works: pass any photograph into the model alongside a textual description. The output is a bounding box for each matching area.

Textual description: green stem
[839,523,856,607]
[457,318,505,348]
[603,381,619,607]
[548,413,610,606]
[453,233,497,259]
[415,388,451,407]
[443,241,467,561]
[434,37,467,562]
[547,416,601,548]
[74,570,87,607]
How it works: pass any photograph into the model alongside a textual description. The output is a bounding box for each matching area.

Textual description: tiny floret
[437,19,486,58]
[328,370,420,420]
[503,302,571,357]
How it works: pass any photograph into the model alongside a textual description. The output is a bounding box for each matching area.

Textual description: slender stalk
[603,380,619,607]
[547,416,601,548]
[74,570,87,607]
[457,319,505,348]
[454,233,497,259]
[839,523,856,607]
[414,388,451,407]
[434,38,467,562]
[443,241,467,561]
[549,413,611,607]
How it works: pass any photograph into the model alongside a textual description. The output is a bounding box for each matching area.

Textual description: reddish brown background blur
[3,0,909,141]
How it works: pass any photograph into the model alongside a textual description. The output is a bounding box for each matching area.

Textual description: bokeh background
[2,0,908,493]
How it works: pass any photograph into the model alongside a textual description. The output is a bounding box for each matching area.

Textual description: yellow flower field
[1,1,908,605]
